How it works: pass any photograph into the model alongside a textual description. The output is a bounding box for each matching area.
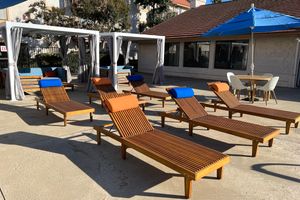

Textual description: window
[183,42,210,68]
[214,40,249,70]
[164,42,179,67]
[0,9,7,20]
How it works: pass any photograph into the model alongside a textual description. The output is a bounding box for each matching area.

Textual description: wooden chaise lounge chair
[161,87,280,157]
[124,75,170,107]
[38,78,95,126]
[94,95,230,198]
[89,77,147,110]
[208,82,300,134]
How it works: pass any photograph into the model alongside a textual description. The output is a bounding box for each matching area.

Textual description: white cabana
[99,32,165,89]
[0,21,100,101]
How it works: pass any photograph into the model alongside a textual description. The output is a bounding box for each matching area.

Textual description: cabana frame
[0,21,100,101]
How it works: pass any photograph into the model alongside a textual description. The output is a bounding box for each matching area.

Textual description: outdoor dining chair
[230,75,251,100]
[256,76,279,105]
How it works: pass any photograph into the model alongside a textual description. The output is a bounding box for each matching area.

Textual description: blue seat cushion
[39,78,63,88]
[127,75,144,82]
[19,68,43,76]
[169,88,194,98]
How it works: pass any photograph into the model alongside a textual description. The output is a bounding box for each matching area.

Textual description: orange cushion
[105,95,139,112]
[212,82,230,92]
[44,71,57,77]
[91,77,112,86]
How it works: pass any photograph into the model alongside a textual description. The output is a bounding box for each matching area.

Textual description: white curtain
[3,27,25,100]
[122,40,132,65]
[106,36,123,85]
[78,37,88,82]
[86,35,98,92]
[152,39,165,84]
[59,36,72,83]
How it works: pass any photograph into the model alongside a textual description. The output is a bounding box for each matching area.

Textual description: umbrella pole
[250,30,255,75]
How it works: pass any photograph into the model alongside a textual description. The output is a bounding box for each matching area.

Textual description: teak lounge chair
[161,88,280,157]
[208,82,300,134]
[94,95,230,198]
[89,77,147,110]
[38,78,95,126]
[124,75,170,107]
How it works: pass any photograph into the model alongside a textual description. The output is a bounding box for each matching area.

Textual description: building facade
[141,0,300,88]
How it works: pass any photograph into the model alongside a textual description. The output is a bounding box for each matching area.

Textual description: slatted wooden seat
[90,77,147,110]
[161,88,280,157]
[94,95,229,198]
[126,76,170,107]
[38,79,95,126]
[208,82,300,134]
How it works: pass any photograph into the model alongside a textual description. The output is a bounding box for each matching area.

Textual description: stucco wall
[138,35,300,88]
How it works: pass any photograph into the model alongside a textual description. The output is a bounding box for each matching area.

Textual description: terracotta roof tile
[144,0,300,38]
[171,0,190,8]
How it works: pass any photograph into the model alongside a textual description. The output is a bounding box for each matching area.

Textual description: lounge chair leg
[295,122,299,128]
[213,102,217,112]
[228,111,232,119]
[272,90,278,104]
[240,113,243,117]
[207,127,210,130]
[217,167,223,179]
[64,115,67,127]
[268,139,273,147]
[161,115,165,127]
[286,121,292,134]
[184,177,192,199]
[97,131,101,145]
[188,123,193,136]
[36,100,39,110]
[252,140,259,157]
[101,100,104,108]
[121,144,127,160]
[46,107,49,115]
[89,97,92,104]
[162,100,165,108]
[90,113,93,122]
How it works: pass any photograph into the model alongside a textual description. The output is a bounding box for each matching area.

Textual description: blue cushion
[169,88,194,98]
[127,75,144,82]
[39,78,63,88]
[19,68,43,76]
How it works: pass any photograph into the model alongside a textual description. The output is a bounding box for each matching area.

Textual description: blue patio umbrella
[203,3,300,75]
[0,0,26,9]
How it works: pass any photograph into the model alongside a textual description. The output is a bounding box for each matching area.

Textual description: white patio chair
[226,72,235,94]
[256,76,279,106]
[230,75,252,100]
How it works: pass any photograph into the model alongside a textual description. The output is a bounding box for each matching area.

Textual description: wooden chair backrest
[95,85,119,101]
[213,90,240,109]
[41,86,70,103]
[108,107,154,138]
[130,80,150,93]
[174,97,208,120]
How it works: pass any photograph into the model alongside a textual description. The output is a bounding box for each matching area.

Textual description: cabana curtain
[86,35,99,92]
[59,37,72,83]
[152,39,164,84]
[78,37,88,83]
[122,40,132,65]
[3,27,25,100]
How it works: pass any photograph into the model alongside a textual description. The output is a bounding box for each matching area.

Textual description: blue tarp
[0,0,26,9]
[203,6,300,37]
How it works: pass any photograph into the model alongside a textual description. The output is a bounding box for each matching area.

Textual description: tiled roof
[145,0,300,38]
[171,0,190,8]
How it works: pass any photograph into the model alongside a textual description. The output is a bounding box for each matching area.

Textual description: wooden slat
[174,97,208,120]
[110,107,153,137]
[41,86,70,103]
